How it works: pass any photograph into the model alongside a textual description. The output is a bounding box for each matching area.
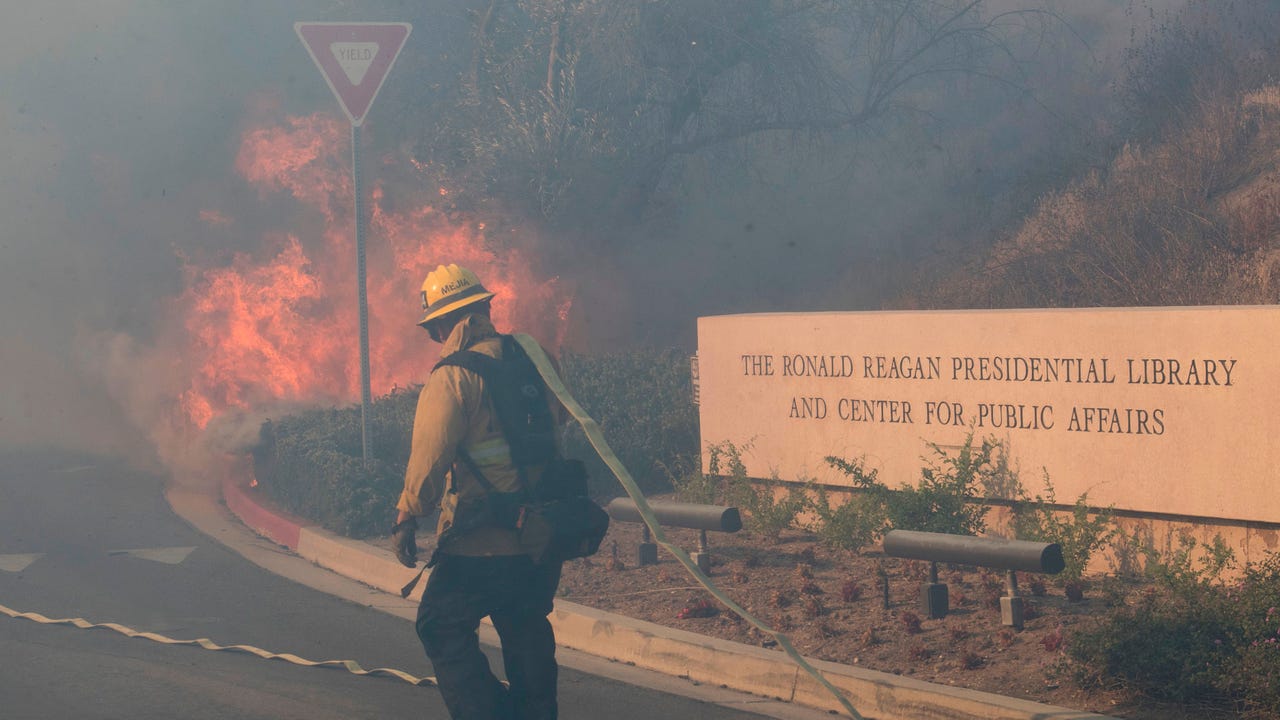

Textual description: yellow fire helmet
[418,263,496,327]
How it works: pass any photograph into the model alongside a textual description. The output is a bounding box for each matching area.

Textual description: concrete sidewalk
[215,476,1116,720]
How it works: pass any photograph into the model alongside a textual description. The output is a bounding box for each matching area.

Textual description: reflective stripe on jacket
[396,313,547,556]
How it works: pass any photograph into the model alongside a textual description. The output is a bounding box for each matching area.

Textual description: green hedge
[559,347,699,496]
[252,387,418,539]
[251,347,698,537]
[1068,547,1280,716]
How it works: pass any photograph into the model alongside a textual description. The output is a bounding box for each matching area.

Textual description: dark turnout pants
[416,553,562,720]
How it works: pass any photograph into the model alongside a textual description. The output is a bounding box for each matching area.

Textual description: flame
[170,112,572,430]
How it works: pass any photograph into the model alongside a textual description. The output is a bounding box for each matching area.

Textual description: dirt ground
[553,518,1222,720]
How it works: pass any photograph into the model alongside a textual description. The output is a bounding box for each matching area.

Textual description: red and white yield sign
[295,22,411,126]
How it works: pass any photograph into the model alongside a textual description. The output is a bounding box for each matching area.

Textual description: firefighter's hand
[391,516,419,568]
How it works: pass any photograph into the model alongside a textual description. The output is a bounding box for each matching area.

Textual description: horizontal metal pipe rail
[605,498,741,533]
[883,530,1065,574]
[882,529,1064,628]
[605,498,741,572]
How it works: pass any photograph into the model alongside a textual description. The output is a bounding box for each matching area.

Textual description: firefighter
[391,264,562,720]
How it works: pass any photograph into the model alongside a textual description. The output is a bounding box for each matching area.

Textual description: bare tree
[408,0,1059,232]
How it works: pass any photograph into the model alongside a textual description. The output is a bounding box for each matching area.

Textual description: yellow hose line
[515,335,862,719]
[0,601,436,688]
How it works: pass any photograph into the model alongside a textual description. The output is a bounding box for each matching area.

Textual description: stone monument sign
[697,306,1279,524]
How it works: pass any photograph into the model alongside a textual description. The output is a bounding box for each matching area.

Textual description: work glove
[391,517,419,568]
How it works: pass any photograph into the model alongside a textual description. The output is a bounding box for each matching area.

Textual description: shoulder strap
[433,348,499,376]
[455,448,498,494]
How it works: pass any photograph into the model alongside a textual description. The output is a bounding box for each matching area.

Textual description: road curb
[217,477,1116,720]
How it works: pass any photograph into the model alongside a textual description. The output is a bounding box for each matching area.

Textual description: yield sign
[295,22,412,126]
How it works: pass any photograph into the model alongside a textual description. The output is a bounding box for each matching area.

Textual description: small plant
[731,570,750,584]
[1141,531,1237,595]
[711,442,808,541]
[799,581,823,596]
[900,611,923,635]
[908,643,931,661]
[960,650,985,670]
[803,596,827,618]
[794,563,813,580]
[731,475,810,541]
[898,433,995,535]
[770,590,792,609]
[859,627,880,647]
[949,626,970,643]
[811,458,889,551]
[1064,580,1085,603]
[676,598,718,619]
[996,628,1017,647]
[1040,627,1065,653]
[1028,577,1047,597]
[1011,471,1117,589]
[815,621,840,638]
[841,581,863,602]
[665,455,721,505]
[829,433,996,537]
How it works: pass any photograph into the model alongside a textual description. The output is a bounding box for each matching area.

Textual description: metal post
[921,561,948,619]
[1001,569,1024,629]
[637,523,657,566]
[352,122,372,467]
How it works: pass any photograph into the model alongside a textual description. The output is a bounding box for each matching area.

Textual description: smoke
[0,2,324,465]
[0,1,1186,475]
[578,0,1190,348]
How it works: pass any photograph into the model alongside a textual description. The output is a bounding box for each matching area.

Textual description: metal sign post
[295,22,411,466]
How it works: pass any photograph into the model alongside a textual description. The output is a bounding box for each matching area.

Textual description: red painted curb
[221,476,303,550]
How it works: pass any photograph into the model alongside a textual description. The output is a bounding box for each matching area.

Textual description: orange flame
[172,113,572,429]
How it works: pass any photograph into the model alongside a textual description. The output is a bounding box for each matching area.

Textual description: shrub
[701,441,808,540]
[1067,583,1240,704]
[667,438,744,506]
[827,433,994,537]
[840,581,862,603]
[900,611,923,635]
[252,387,419,538]
[728,473,810,541]
[1141,531,1237,595]
[1011,471,1118,584]
[898,435,993,535]
[560,347,699,496]
[810,458,889,552]
[1067,551,1280,715]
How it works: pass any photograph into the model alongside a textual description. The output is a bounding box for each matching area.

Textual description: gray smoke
[0,1,1184,466]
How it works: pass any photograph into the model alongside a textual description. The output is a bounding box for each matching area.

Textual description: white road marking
[0,553,43,572]
[55,465,96,474]
[106,547,197,565]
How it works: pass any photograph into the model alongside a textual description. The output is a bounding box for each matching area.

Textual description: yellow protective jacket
[397,313,554,556]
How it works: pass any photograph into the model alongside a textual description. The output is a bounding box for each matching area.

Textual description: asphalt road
[0,450,807,720]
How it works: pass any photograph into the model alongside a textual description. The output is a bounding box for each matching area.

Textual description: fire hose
[0,601,436,687]
[513,334,863,720]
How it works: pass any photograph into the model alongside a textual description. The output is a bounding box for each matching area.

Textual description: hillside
[928,2,1280,310]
